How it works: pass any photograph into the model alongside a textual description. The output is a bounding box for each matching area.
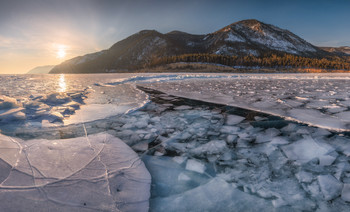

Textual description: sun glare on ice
[58,74,66,92]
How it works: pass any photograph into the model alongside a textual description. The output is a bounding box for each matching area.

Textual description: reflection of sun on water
[58,74,66,92]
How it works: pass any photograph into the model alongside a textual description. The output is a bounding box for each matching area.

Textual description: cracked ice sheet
[0,132,151,212]
[142,73,350,131]
[64,84,149,125]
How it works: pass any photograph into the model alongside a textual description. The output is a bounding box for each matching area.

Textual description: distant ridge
[50,19,348,73]
[27,65,54,74]
[320,46,350,56]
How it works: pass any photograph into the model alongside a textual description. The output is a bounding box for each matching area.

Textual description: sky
[0,0,349,74]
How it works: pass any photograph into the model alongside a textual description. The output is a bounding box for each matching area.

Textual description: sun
[56,46,66,59]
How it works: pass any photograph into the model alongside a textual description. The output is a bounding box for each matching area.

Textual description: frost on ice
[0,133,151,211]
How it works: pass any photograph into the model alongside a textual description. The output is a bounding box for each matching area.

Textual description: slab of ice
[0,107,25,122]
[64,104,133,125]
[255,128,280,143]
[342,184,350,202]
[0,95,21,110]
[289,109,346,130]
[0,133,151,211]
[318,175,343,201]
[220,125,239,134]
[295,171,314,183]
[225,114,245,125]
[150,178,274,212]
[190,140,227,156]
[174,105,192,110]
[186,159,206,174]
[142,156,210,198]
[178,172,191,181]
[281,138,333,164]
[64,84,149,125]
[172,156,187,165]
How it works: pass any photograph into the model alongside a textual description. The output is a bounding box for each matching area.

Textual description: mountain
[50,19,332,74]
[320,46,350,56]
[27,65,54,74]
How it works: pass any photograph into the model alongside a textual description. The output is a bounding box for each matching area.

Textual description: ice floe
[0,133,151,211]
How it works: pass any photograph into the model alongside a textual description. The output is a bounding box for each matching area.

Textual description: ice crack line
[82,123,112,197]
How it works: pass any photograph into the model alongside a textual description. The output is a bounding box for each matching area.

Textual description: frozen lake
[1,73,350,211]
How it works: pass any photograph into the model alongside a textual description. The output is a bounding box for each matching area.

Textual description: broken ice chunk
[281,138,332,164]
[0,133,151,211]
[341,184,350,202]
[319,155,337,166]
[220,126,239,134]
[49,111,64,122]
[225,114,245,125]
[318,175,343,201]
[174,105,192,110]
[41,92,71,105]
[172,156,187,164]
[150,178,274,212]
[142,155,210,198]
[295,171,314,183]
[178,173,191,181]
[255,128,280,143]
[0,108,25,122]
[132,141,149,152]
[190,140,227,156]
[270,136,289,145]
[0,95,21,109]
[226,134,237,144]
[186,159,206,174]
[312,128,331,137]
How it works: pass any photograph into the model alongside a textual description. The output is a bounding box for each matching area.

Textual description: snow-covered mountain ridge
[50,19,336,74]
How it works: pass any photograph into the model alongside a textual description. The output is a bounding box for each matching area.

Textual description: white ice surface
[0,133,151,211]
